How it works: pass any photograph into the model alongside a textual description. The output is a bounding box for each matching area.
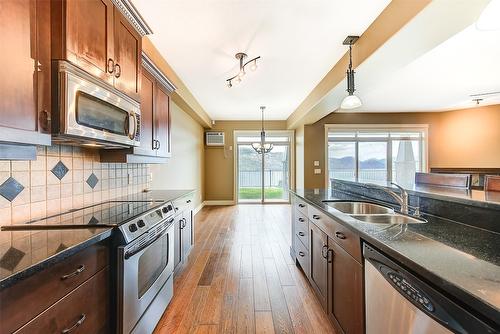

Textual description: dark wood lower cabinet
[15,267,110,334]
[328,239,364,334]
[309,222,329,308]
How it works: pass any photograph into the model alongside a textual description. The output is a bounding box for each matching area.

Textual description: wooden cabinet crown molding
[111,0,153,36]
[142,52,177,94]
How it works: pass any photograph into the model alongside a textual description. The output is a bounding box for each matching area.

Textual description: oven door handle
[124,227,169,260]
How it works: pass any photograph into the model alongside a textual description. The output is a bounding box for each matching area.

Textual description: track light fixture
[226,52,261,88]
[340,36,362,110]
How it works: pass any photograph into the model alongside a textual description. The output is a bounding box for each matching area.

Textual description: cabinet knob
[312,214,320,220]
[298,232,305,237]
[114,63,121,78]
[107,58,115,73]
[298,218,305,223]
[298,251,305,257]
[298,204,305,208]
[335,231,346,240]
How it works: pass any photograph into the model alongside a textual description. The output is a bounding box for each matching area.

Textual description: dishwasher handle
[363,243,498,334]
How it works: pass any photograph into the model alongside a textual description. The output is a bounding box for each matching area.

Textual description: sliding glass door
[236,131,292,203]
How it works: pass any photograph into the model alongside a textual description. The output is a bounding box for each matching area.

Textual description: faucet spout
[366,182,409,214]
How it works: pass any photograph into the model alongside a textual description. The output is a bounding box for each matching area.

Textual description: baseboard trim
[194,202,205,215]
[203,200,235,206]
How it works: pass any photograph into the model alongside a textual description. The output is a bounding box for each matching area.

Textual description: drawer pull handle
[298,232,305,237]
[298,218,305,223]
[62,313,86,333]
[298,204,305,208]
[335,232,346,240]
[298,251,305,257]
[321,245,329,259]
[312,215,320,220]
[61,265,86,280]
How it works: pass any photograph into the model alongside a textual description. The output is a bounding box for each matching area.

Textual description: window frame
[324,124,429,187]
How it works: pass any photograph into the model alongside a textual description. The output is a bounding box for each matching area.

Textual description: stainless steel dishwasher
[363,243,497,334]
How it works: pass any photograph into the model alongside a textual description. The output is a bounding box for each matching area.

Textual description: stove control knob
[128,223,138,233]
[137,220,145,228]
[162,207,169,214]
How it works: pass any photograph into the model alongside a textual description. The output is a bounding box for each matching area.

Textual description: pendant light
[340,36,362,110]
[252,106,273,154]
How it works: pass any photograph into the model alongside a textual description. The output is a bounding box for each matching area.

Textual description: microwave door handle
[128,112,137,140]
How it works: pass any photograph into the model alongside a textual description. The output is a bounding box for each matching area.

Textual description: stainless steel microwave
[52,61,141,148]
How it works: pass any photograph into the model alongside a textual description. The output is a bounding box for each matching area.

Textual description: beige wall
[204,120,288,201]
[301,104,500,189]
[150,101,204,208]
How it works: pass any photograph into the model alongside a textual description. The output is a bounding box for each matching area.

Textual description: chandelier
[251,106,273,154]
[226,52,261,88]
[340,35,362,109]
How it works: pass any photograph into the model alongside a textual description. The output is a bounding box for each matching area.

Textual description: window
[326,125,428,187]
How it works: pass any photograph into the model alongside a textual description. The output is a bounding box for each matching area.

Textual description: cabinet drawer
[331,221,362,263]
[295,211,308,249]
[295,235,309,276]
[0,242,109,333]
[173,193,194,214]
[294,198,308,216]
[16,267,109,334]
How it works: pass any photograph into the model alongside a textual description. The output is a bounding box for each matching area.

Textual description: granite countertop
[0,189,195,289]
[291,188,500,326]
[336,178,500,210]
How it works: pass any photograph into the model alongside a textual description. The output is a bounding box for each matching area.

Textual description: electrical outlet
[149,173,153,182]
[314,168,322,174]
[128,173,132,185]
[314,161,320,166]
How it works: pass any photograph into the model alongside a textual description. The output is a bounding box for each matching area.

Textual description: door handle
[321,245,328,259]
[335,231,346,240]
[157,140,161,150]
[107,58,115,73]
[128,112,137,140]
[114,63,121,78]
[327,249,334,263]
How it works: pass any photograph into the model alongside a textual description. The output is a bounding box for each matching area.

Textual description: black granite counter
[0,189,195,289]
[0,227,112,289]
[290,188,500,327]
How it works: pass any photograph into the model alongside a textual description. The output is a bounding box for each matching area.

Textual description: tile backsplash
[0,145,151,226]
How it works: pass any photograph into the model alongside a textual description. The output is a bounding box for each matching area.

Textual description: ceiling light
[340,36,362,110]
[476,0,500,31]
[226,52,261,87]
[252,106,273,154]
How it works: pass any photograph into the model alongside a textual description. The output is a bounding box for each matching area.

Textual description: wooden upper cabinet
[155,84,172,158]
[0,0,51,147]
[51,0,142,101]
[63,0,114,84]
[136,69,156,156]
[114,7,141,101]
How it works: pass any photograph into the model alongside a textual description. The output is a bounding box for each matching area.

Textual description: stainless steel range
[116,202,175,334]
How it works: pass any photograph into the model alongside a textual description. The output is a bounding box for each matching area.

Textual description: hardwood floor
[154,205,336,334]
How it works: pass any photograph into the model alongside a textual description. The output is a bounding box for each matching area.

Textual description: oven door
[119,222,174,334]
[58,61,140,147]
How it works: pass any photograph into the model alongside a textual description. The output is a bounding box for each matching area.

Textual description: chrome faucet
[367,182,409,214]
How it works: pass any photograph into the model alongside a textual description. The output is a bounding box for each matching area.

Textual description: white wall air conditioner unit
[205,131,225,146]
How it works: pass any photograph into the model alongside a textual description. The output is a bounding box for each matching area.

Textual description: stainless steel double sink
[322,201,426,225]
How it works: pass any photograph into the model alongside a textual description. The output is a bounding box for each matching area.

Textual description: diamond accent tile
[51,160,69,180]
[56,243,68,253]
[0,247,26,271]
[0,177,25,202]
[88,216,99,225]
[86,173,99,189]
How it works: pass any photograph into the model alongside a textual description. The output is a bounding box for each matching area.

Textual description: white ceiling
[132,0,391,120]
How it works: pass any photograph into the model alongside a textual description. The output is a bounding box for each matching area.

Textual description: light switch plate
[314,168,321,174]
[314,161,320,166]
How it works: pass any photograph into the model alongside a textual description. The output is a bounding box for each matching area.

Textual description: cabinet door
[134,69,156,156]
[114,7,141,101]
[0,0,51,145]
[154,84,171,157]
[328,240,364,334]
[181,210,193,259]
[309,222,328,308]
[65,0,114,84]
